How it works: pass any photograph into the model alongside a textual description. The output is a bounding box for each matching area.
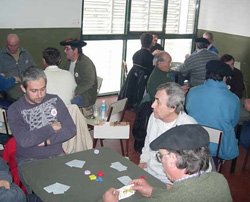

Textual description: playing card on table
[117,176,132,185]
[43,182,70,194]
[118,184,135,200]
[66,159,86,168]
[110,162,127,171]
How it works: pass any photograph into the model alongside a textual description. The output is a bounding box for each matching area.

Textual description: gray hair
[169,146,210,174]
[203,32,214,40]
[153,51,169,66]
[157,82,185,114]
[21,66,47,89]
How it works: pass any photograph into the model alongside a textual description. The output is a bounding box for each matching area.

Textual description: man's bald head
[6,34,20,54]
[153,51,172,72]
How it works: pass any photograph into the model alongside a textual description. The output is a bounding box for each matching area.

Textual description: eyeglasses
[155,151,170,163]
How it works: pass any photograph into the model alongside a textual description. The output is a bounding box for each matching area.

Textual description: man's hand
[244,99,250,111]
[0,180,10,189]
[102,188,119,202]
[0,73,5,77]
[51,121,62,131]
[138,162,147,169]
[13,76,21,83]
[38,139,51,146]
[152,49,161,56]
[129,179,153,198]
[181,85,190,94]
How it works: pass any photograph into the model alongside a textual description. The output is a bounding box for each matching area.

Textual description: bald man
[0,34,36,77]
[147,51,173,100]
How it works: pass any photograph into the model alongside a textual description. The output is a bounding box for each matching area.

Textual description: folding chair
[93,98,129,156]
[0,107,12,148]
[202,126,223,172]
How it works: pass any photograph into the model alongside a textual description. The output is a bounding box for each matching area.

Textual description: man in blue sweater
[186,60,240,160]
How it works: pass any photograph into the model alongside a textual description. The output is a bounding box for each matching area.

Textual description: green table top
[22,147,165,202]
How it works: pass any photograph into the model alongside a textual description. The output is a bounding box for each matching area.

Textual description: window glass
[83,0,126,34]
[165,0,197,34]
[82,40,123,93]
[164,39,192,63]
[130,0,164,31]
[126,40,141,72]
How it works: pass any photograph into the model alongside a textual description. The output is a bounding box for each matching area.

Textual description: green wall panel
[0,28,81,68]
[198,29,250,97]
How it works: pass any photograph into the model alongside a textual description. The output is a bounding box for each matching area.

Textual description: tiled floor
[95,95,250,202]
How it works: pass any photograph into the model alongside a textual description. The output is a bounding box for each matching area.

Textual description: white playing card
[118,184,135,200]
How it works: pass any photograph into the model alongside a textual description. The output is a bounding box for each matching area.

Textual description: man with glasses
[0,34,36,77]
[103,124,232,202]
[139,82,197,185]
[60,38,97,107]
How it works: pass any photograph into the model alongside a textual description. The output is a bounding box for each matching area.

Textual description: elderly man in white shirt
[43,47,76,105]
[139,82,214,186]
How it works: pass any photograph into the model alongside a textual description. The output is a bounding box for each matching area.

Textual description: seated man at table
[186,60,240,161]
[7,66,76,193]
[147,51,173,101]
[0,157,26,202]
[103,124,232,202]
[43,47,76,105]
[139,82,197,185]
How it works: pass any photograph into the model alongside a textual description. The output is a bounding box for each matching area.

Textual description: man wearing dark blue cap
[102,124,232,202]
[186,60,240,161]
[60,38,97,107]
[180,37,219,87]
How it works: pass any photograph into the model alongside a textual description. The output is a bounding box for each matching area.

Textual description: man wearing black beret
[186,60,240,161]
[103,124,232,202]
[60,38,97,107]
[180,37,219,87]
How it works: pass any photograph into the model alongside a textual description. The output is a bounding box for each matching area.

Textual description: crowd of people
[0,31,247,202]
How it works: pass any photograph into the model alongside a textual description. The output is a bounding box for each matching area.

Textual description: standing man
[180,38,219,87]
[103,125,232,202]
[0,34,36,77]
[139,82,197,185]
[8,66,76,193]
[43,47,76,105]
[203,32,219,54]
[60,38,97,107]
[186,60,240,160]
[150,33,164,56]
[147,51,173,101]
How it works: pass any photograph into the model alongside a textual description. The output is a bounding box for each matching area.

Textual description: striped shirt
[180,49,219,87]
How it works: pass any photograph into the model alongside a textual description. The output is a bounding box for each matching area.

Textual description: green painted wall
[0,28,81,68]
[198,29,250,97]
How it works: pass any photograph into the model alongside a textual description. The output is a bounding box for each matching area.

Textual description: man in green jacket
[103,124,232,202]
[147,51,173,101]
[60,38,97,107]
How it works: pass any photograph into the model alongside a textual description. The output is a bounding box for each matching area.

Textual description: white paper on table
[43,182,70,195]
[117,176,132,185]
[66,159,86,168]
[110,162,127,171]
[118,184,135,200]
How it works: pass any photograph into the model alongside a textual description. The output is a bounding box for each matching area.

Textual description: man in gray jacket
[0,34,36,77]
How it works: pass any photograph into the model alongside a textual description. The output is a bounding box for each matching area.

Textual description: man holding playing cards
[103,124,232,202]
[8,66,76,193]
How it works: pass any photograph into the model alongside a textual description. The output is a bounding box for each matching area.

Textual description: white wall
[0,0,82,28]
[198,0,250,37]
